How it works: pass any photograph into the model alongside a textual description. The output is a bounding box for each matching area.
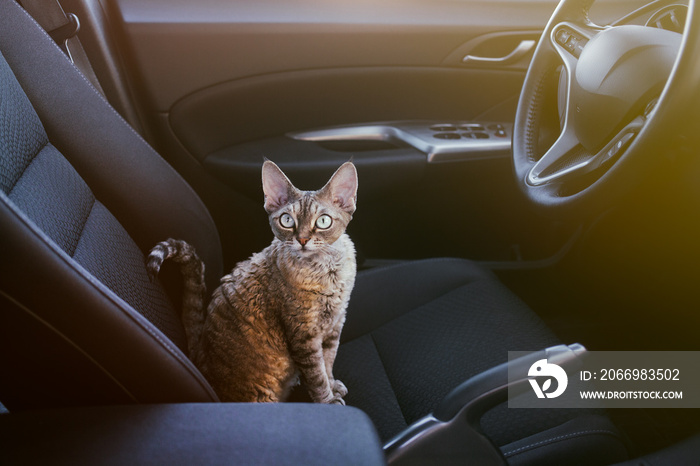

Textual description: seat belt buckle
[48,12,80,57]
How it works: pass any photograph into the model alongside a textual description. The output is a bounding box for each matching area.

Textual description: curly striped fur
[146,161,357,404]
[146,239,206,356]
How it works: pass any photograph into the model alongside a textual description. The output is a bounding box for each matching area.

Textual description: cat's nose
[298,237,310,247]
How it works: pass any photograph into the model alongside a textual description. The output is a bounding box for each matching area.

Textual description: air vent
[646,4,688,33]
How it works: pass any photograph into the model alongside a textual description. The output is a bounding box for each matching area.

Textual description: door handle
[462,39,536,65]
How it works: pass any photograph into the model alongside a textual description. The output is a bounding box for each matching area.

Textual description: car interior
[1,0,699,464]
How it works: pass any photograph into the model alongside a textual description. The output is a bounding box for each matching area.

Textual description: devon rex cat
[147,160,358,404]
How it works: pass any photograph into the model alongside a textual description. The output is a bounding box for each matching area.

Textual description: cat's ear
[262,160,297,213]
[321,162,358,214]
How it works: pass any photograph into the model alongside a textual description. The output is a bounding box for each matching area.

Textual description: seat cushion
[334,259,618,453]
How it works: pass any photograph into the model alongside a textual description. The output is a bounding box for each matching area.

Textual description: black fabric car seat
[0,1,627,464]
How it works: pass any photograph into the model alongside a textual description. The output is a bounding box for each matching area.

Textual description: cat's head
[262,160,358,253]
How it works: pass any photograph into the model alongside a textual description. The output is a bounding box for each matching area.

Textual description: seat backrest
[0,0,222,410]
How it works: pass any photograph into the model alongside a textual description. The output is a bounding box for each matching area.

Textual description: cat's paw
[328,394,346,405]
[332,380,348,397]
[319,391,346,405]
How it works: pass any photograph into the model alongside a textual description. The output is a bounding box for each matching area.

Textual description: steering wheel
[513,0,700,215]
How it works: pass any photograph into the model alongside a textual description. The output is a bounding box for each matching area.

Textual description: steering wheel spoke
[525,21,610,187]
[526,21,593,187]
[529,115,645,187]
[589,116,644,168]
[527,127,582,185]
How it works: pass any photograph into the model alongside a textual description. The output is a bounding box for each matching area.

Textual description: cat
[146,160,358,404]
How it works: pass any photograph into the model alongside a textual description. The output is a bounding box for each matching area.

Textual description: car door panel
[169,67,525,159]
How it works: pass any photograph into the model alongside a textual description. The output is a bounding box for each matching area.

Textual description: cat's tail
[146,238,207,355]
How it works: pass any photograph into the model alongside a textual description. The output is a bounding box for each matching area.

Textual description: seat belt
[18,0,106,95]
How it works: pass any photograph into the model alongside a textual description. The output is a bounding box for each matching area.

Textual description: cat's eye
[279,213,295,229]
[315,214,332,230]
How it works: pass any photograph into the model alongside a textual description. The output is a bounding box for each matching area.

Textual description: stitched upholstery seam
[7,142,97,258]
[69,195,97,258]
[503,429,620,458]
[70,195,96,257]
[6,139,49,196]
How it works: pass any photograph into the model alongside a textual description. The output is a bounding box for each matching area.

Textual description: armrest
[0,403,385,465]
[384,344,587,465]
